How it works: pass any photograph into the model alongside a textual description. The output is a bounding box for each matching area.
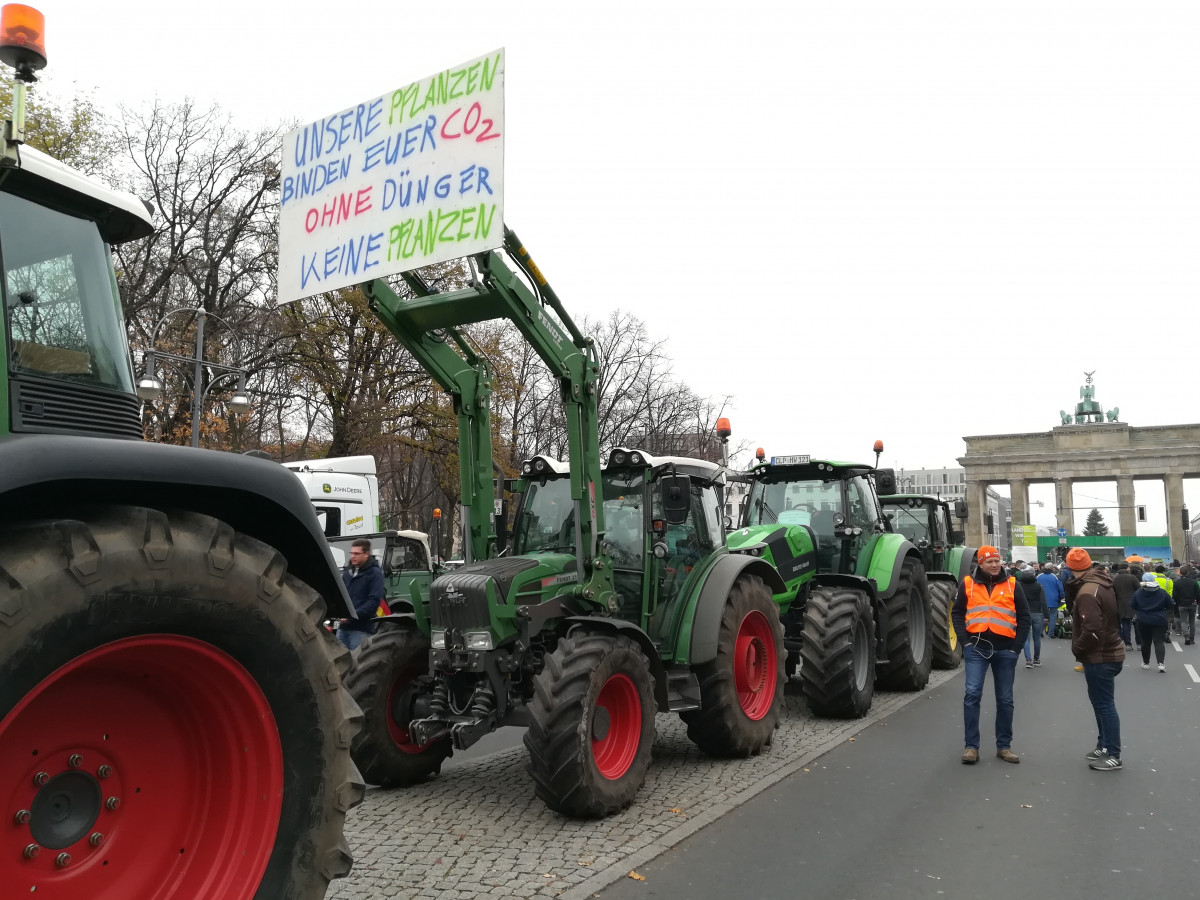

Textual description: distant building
[896,466,967,500]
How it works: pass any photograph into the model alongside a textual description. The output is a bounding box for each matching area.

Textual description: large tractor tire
[344,625,452,786]
[681,574,784,757]
[525,633,655,818]
[0,507,363,900]
[929,579,962,669]
[800,586,875,718]
[875,558,933,691]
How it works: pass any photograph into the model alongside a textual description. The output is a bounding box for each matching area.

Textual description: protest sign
[278,49,504,303]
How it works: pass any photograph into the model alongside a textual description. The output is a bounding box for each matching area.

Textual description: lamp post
[135,307,251,448]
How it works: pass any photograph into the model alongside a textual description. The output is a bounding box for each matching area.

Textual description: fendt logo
[322,483,332,493]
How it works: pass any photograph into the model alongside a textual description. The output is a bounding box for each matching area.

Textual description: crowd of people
[952,546,1198,774]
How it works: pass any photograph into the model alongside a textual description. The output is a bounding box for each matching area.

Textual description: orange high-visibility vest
[963,575,1017,638]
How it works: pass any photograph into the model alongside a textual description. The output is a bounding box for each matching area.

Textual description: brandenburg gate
[957,374,1200,562]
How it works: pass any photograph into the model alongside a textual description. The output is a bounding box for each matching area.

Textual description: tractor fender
[927,571,958,588]
[375,612,420,631]
[812,571,877,600]
[687,554,788,665]
[864,534,922,599]
[957,547,979,581]
[0,433,351,617]
[562,616,670,710]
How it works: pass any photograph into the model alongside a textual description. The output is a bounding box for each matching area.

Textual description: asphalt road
[596,633,1200,900]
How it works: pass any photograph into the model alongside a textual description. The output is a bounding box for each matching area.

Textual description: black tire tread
[929,579,963,670]
[799,586,875,718]
[524,633,655,818]
[875,558,933,691]
[0,506,363,900]
[344,625,452,786]
[682,575,784,757]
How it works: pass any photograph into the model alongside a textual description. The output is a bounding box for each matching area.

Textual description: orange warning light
[0,4,46,74]
[715,417,731,439]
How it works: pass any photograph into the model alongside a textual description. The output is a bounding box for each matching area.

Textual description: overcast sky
[37,0,1200,532]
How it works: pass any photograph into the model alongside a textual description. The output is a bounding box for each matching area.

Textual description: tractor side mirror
[875,468,897,495]
[951,530,966,544]
[660,474,692,526]
[954,499,968,519]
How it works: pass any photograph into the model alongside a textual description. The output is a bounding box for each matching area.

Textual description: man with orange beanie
[1065,547,1125,771]
[952,545,1031,765]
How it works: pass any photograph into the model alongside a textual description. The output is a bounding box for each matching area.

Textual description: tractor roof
[879,494,947,506]
[748,457,874,480]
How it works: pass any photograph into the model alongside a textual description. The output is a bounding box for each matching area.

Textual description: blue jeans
[1025,613,1044,661]
[963,642,1019,751]
[337,626,370,651]
[1082,661,1122,757]
[1046,606,1058,635]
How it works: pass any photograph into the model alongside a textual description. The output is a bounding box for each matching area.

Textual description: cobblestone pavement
[329,669,960,900]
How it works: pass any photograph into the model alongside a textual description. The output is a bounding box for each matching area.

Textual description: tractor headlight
[630,452,643,465]
[429,629,447,649]
[465,631,494,651]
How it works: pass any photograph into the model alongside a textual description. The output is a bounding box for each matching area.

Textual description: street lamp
[136,306,251,448]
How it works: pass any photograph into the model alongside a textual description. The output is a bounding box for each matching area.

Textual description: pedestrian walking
[1017,564,1045,668]
[1038,563,1065,637]
[1173,566,1199,645]
[1112,562,1141,651]
[1065,548,1125,771]
[952,545,1031,765]
[1130,573,1173,671]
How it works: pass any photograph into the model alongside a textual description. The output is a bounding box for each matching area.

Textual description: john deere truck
[729,453,932,717]
[877,486,975,669]
[0,9,362,897]
[342,232,794,817]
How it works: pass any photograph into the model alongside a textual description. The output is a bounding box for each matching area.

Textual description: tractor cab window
[886,503,930,544]
[511,476,575,554]
[601,472,646,569]
[747,476,843,566]
[700,483,724,547]
[651,480,711,609]
[388,538,428,572]
[932,505,950,544]
[0,191,134,393]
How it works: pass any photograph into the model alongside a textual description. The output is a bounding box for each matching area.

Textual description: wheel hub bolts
[23,843,39,859]
[55,852,71,867]
[68,754,83,768]
[89,832,104,847]
[32,772,48,787]
[13,809,30,825]
[105,797,120,811]
[97,765,112,779]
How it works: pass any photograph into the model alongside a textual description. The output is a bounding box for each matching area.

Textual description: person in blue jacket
[1130,572,1173,672]
[339,538,385,651]
[1038,563,1065,636]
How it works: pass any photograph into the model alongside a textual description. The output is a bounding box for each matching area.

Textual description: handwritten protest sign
[277,49,505,304]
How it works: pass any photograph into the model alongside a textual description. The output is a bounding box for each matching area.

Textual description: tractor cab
[742,455,885,575]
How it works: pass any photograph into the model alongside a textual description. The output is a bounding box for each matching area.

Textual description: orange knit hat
[977,545,1001,561]
[1066,547,1093,571]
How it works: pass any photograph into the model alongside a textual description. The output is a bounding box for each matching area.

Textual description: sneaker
[1125,644,1134,650]
[996,748,1020,764]
[1159,663,1166,673]
[1074,664,1084,672]
[1026,660,1033,669]
[961,747,979,765]
[1085,747,1106,761]
[1142,663,1150,669]
[1033,659,1041,667]
[1089,754,1122,771]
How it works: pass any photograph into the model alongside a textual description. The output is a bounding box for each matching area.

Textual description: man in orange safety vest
[952,545,1031,765]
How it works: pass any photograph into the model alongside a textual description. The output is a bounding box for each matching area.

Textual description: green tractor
[728,452,932,718]
[0,11,362,898]
[342,235,790,817]
[877,486,976,670]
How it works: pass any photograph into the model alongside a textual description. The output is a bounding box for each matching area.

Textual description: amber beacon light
[0,4,46,76]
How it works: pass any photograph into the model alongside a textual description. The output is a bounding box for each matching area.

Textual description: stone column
[1010,479,1029,526]
[1165,474,1185,563]
[1117,476,1136,537]
[966,479,989,547]
[1055,478,1075,536]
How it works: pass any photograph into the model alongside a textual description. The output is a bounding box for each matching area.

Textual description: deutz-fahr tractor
[342,232,790,818]
[877,485,976,670]
[0,10,362,898]
[728,451,932,718]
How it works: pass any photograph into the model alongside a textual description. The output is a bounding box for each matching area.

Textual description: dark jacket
[1017,569,1045,614]
[1037,572,1065,608]
[1112,572,1141,619]
[952,566,1031,652]
[1130,584,1172,628]
[1173,576,1200,608]
[341,555,385,632]
[1068,571,1124,664]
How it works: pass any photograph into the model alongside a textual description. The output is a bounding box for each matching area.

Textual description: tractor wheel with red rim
[524,633,655,818]
[0,506,363,900]
[682,574,784,757]
[344,625,451,786]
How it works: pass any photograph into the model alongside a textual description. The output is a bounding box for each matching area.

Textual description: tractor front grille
[430,572,492,631]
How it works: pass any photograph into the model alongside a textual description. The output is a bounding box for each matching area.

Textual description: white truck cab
[283,455,382,536]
